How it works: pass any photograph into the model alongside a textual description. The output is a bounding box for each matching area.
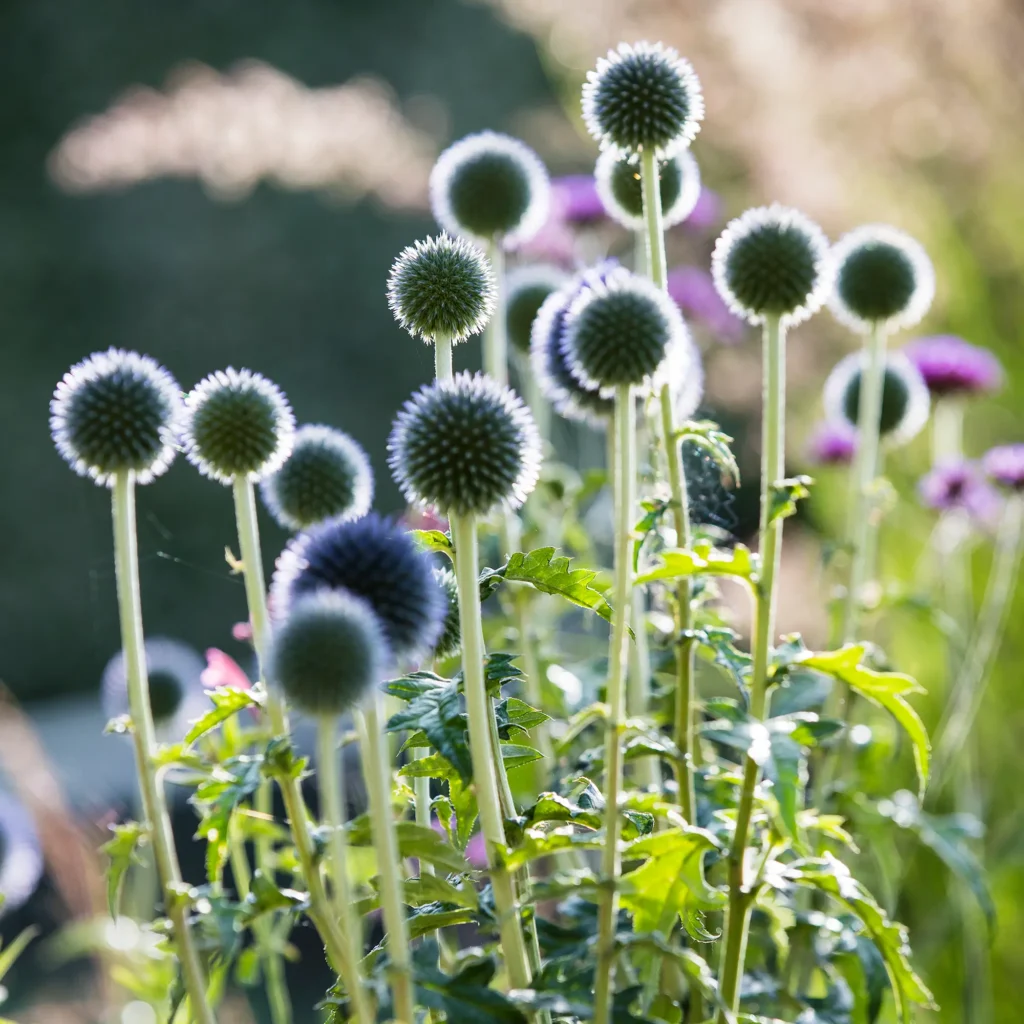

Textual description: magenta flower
[551,174,605,225]
[807,420,857,466]
[202,648,252,691]
[667,266,745,343]
[902,335,1003,398]
[682,187,722,232]
[983,444,1024,491]
[918,460,1002,521]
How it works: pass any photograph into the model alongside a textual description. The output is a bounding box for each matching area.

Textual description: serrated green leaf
[494,697,550,738]
[635,540,757,588]
[767,475,813,525]
[502,825,604,871]
[409,905,476,939]
[386,677,471,782]
[412,529,455,561]
[192,755,263,883]
[500,743,543,772]
[633,497,674,571]
[100,821,147,918]
[678,420,741,488]
[184,686,260,745]
[395,823,469,874]
[405,873,478,910]
[448,774,478,851]
[413,942,527,1024]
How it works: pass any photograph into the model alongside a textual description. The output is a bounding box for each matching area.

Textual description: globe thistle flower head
[918,461,1001,521]
[432,567,462,661]
[50,348,183,487]
[823,351,930,448]
[506,264,570,355]
[595,147,701,230]
[582,41,704,155]
[829,225,935,333]
[563,268,683,396]
[430,132,550,248]
[182,368,295,484]
[267,589,388,716]
[101,637,209,742]
[0,791,43,917]
[807,420,857,467]
[387,233,496,344]
[982,444,1024,491]
[389,372,542,516]
[902,335,1003,398]
[261,425,373,532]
[711,205,833,327]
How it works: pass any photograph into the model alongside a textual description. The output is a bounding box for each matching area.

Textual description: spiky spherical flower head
[432,567,462,661]
[983,444,1024,491]
[902,335,1003,398]
[0,791,43,917]
[506,265,569,355]
[271,513,445,661]
[595,147,701,230]
[563,268,684,396]
[583,41,704,155]
[50,348,183,487]
[387,234,496,344]
[261,425,373,532]
[711,205,832,327]
[530,271,616,428]
[823,351,930,448]
[829,225,935,333]
[182,368,295,484]
[267,589,387,716]
[389,372,541,516]
[430,132,550,247]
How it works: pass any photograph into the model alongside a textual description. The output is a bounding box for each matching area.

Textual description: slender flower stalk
[112,472,216,1024]
[594,383,636,1024]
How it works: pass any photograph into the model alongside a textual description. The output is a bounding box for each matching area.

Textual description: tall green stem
[594,384,636,1024]
[112,472,216,1024]
[717,314,786,1021]
[355,696,415,1022]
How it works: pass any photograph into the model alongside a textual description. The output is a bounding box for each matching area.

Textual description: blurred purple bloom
[807,420,857,466]
[0,790,43,916]
[551,174,605,225]
[918,460,1002,521]
[983,444,1024,491]
[682,187,722,232]
[667,266,745,343]
[902,335,1003,397]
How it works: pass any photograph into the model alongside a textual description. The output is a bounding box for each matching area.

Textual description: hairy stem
[594,384,636,1024]
[112,472,215,1024]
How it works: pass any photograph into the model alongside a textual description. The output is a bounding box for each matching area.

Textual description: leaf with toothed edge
[411,529,455,562]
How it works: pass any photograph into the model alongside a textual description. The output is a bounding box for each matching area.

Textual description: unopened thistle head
[902,334,1003,398]
[430,131,550,247]
[389,372,542,516]
[506,265,570,355]
[829,225,935,333]
[182,368,295,484]
[432,567,462,661]
[983,444,1024,491]
[261,425,373,531]
[0,791,43,917]
[583,41,704,155]
[50,348,183,486]
[267,589,388,716]
[824,351,931,447]
[711,205,832,327]
[271,513,445,660]
[387,233,496,344]
[563,268,685,396]
[595,147,701,230]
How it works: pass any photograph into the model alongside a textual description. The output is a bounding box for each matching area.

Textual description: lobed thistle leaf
[595,147,701,230]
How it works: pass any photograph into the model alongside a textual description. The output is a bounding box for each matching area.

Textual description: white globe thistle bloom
[595,148,701,230]
[0,791,43,916]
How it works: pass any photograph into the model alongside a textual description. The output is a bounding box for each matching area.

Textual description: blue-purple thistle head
[387,233,496,344]
[389,372,542,516]
[595,147,701,230]
[182,368,295,484]
[902,335,1003,398]
[583,41,704,155]
[267,589,388,716]
[271,513,445,662]
[50,348,183,487]
[0,791,43,917]
[261,425,374,532]
[430,132,550,248]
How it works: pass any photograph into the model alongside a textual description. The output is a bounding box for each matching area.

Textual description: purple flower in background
[807,420,857,466]
[918,460,1002,521]
[667,266,745,343]
[902,335,1003,398]
[983,444,1024,491]
[682,187,722,232]
[551,174,605,225]
[0,790,43,916]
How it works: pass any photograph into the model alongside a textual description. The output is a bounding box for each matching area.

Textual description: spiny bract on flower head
[387,233,496,344]
[50,348,183,487]
[267,589,388,716]
[506,264,570,355]
[271,513,445,661]
[595,147,701,230]
[260,424,374,532]
[829,225,935,333]
[388,371,541,516]
[432,567,462,661]
[583,41,704,155]
[711,204,832,327]
[824,351,931,447]
[182,368,295,484]
[563,267,687,396]
[430,131,550,248]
